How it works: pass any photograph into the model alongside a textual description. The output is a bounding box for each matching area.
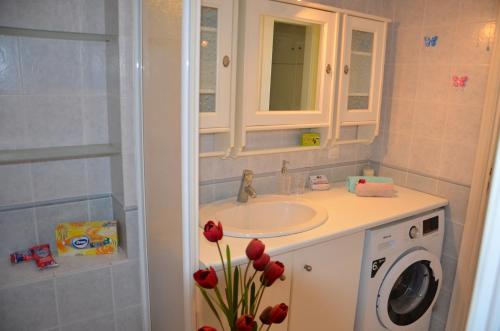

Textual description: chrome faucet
[237,169,257,203]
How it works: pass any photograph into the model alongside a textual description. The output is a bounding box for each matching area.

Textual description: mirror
[200,6,218,113]
[260,18,322,112]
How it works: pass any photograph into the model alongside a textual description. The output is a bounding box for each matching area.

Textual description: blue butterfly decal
[424,35,438,47]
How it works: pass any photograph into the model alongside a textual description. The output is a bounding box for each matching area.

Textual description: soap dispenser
[279,160,291,195]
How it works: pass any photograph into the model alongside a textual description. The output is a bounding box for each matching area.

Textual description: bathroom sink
[199,195,328,238]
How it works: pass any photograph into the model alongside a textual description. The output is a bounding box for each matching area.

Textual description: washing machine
[355,209,445,331]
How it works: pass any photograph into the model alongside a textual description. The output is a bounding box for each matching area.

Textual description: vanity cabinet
[196,232,364,330]
[199,0,238,157]
[334,16,388,144]
[289,232,364,331]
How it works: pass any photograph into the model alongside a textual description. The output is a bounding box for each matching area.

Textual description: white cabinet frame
[237,0,339,128]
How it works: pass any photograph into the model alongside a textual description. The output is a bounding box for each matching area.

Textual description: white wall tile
[0,36,21,93]
[448,64,489,107]
[415,64,451,103]
[79,0,106,34]
[394,0,425,27]
[442,220,464,259]
[61,313,114,331]
[423,0,460,27]
[20,38,81,94]
[31,159,88,202]
[452,22,495,65]
[443,104,482,146]
[0,163,33,207]
[412,102,447,140]
[125,210,140,258]
[82,95,109,145]
[405,172,438,194]
[438,141,476,185]
[89,197,114,220]
[458,0,498,23]
[0,280,58,331]
[81,42,107,95]
[391,64,419,99]
[436,181,470,225]
[441,254,458,292]
[15,0,82,32]
[380,133,412,168]
[0,0,17,27]
[392,27,422,64]
[386,99,415,134]
[86,157,112,196]
[0,95,28,149]
[56,267,113,324]
[0,208,37,253]
[432,288,452,326]
[408,136,442,177]
[23,95,84,148]
[112,260,142,309]
[116,305,144,331]
[420,25,455,65]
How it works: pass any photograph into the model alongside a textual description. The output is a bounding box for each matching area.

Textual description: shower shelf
[0,249,129,290]
[0,144,121,165]
[0,26,115,42]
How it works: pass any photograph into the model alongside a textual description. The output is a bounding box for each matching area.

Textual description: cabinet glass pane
[200,6,218,113]
[349,53,372,94]
[268,21,320,111]
[348,96,369,109]
[351,30,373,53]
[200,94,216,113]
[201,7,218,28]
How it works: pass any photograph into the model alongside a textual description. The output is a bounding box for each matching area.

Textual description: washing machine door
[376,249,442,330]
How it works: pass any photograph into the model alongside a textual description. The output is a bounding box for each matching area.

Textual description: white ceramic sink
[199,195,328,238]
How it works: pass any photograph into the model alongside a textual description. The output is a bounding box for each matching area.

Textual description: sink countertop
[199,182,448,269]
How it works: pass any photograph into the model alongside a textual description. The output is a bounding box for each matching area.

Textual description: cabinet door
[338,16,387,123]
[196,253,292,331]
[289,232,364,331]
[200,0,234,130]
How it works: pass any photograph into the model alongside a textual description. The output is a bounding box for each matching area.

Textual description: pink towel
[355,182,395,197]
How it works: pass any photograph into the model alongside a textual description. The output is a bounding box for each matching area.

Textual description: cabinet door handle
[344,65,349,74]
[223,55,230,67]
[279,275,286,281]
[304,264,312,272]
[326,64,332,74]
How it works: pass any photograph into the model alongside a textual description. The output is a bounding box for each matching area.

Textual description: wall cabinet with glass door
[334,15,387,145]
[234,0,339,155]
[199,0,238,157]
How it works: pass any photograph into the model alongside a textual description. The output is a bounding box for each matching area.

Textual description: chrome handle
[326,64,332,74]
[304,264,312,272]
[223,55,230,67]
[344,65,349,74]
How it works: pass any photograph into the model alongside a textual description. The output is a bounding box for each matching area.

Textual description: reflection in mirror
[264,19,321,111]
[200,6,218,113]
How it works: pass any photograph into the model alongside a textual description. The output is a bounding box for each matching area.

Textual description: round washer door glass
[377,250,442,329]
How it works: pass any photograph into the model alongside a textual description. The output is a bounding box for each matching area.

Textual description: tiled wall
[0,0,145,330]
[370,0,498,329]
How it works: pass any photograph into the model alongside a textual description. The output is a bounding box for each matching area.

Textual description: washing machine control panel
[409,226,419,239]
[423,215,439,235]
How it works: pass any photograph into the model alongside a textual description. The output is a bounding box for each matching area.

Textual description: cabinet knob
[304,264,312,272]
[344,65,349,74]
[279,275,286,281]
[326,64,332,74]
[223,55,230,67]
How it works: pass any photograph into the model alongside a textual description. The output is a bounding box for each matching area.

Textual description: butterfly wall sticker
[452,75,468,87]
[424,35,438,47]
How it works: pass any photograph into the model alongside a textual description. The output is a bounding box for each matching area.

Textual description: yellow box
[55,220,118,256]
[301,132,320,146]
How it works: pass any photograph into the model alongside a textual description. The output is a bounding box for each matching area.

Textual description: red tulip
[246,239,265,260]
[253,253,270,271]
[235,315,256,331]
[259,306,273,325]
[193,267,218,289]
[203,221,223,242]
[269,303,288,323]
[198,327,217,331]
[262,261,285,286]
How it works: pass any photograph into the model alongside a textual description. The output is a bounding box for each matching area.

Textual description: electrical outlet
[328,146,340,159]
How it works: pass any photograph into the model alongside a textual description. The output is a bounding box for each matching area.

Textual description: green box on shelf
[301,133,320,146]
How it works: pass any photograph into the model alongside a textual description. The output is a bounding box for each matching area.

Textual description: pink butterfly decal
[452,75,468,87]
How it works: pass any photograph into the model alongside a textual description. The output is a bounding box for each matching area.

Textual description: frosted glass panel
[351,30,373,53]
[349,54,372,94]
[348,96,369,109]
[267,21,320,111]
[200,94,216,113]
[201,7,218,28]
[200,30,217,90]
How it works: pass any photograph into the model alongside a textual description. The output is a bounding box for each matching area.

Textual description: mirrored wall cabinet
[199,0,238,157]
[235,0,338,155]
[198,0,390,157]
[334,15,387,145]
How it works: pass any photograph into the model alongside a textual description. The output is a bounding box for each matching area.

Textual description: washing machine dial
[409,226,419,239]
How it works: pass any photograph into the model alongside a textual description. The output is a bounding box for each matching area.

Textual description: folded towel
[355,183,396,197]
[346,176,394,193]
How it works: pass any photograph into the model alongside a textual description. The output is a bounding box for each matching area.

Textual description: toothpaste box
[55,220,118,256]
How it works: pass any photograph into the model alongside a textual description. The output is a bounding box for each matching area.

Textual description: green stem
[266,325,272,331]
[253,286,266,317]
[214,286,229,316]
[216,242,228,287]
